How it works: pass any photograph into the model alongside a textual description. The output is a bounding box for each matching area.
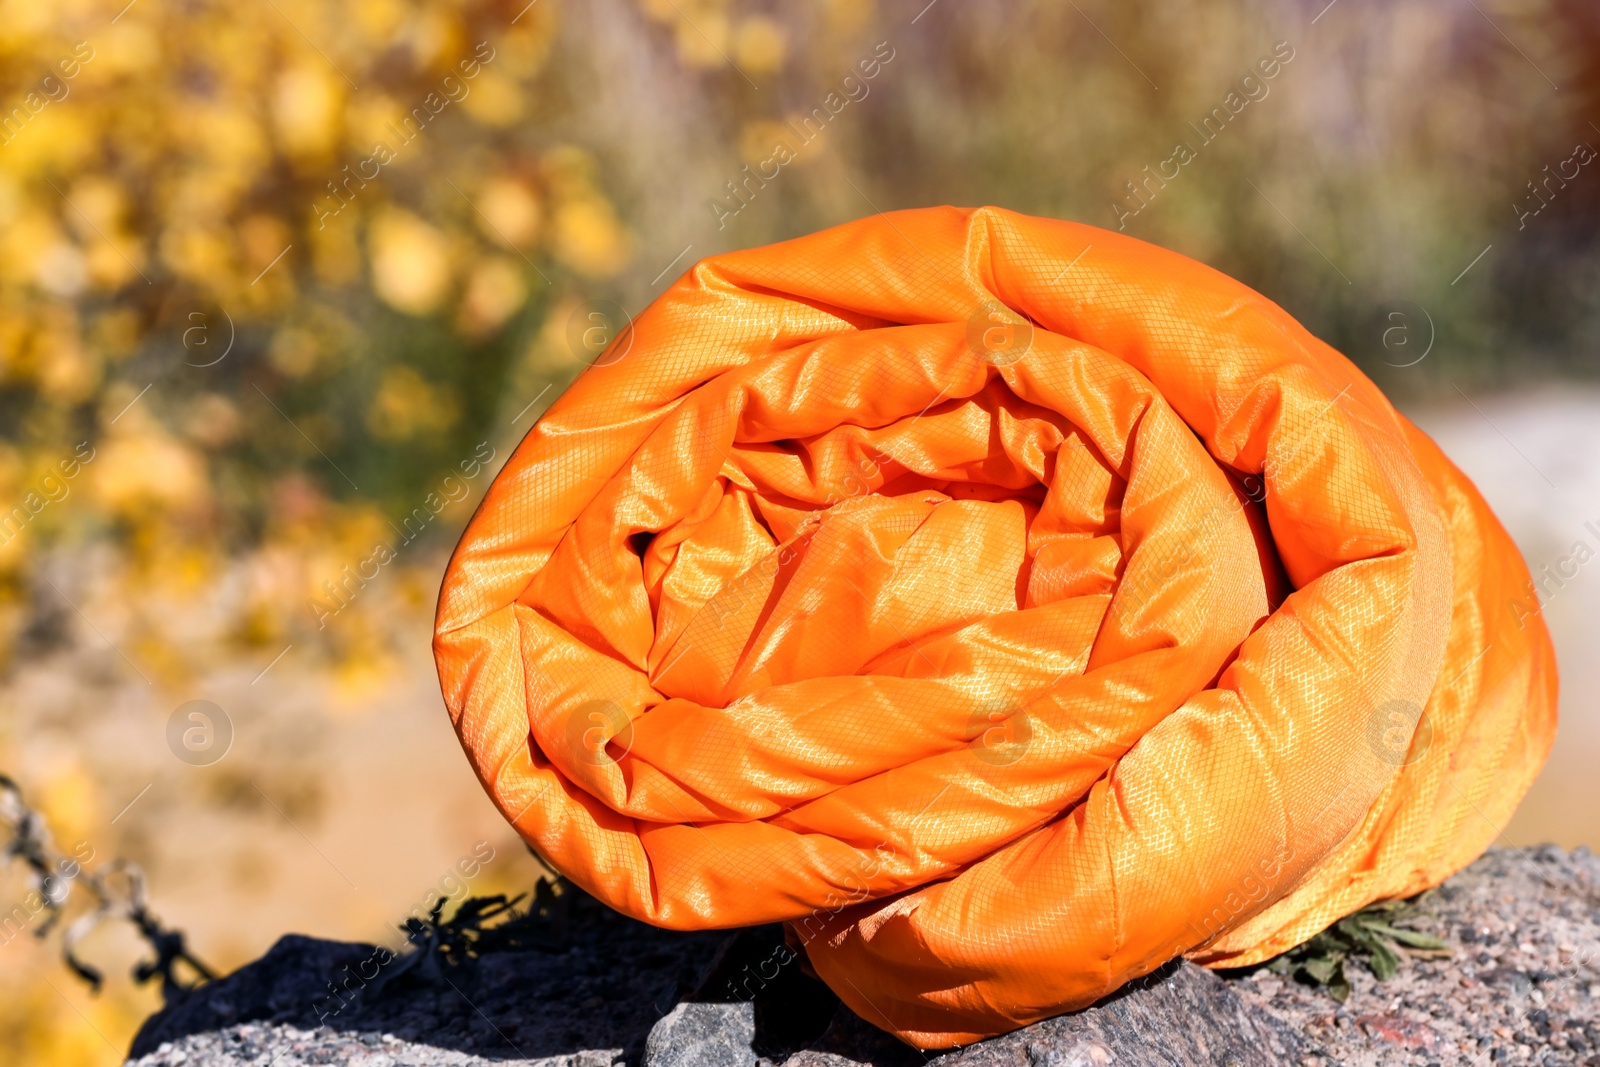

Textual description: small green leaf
[1303,955,1338,984]
[1369,940,1401,981]
[1329,961,1351,1003]
[1251,894,1456,1002]
[1344,926,1382,954]
[1366,922,1448,950]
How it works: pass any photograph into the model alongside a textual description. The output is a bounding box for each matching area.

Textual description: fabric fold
[434,206,1556,1049]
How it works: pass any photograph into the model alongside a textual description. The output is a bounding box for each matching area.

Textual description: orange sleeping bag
[434,206,1557,1048]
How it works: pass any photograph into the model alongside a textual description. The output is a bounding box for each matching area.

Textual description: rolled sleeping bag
[433,206,1557,1049]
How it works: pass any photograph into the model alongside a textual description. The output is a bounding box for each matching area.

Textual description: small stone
[642,1001,757,1067]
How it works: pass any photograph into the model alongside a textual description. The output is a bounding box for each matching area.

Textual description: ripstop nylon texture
[433,206,1557,1049]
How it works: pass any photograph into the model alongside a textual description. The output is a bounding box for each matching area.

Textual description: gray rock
[642,1001,756,1067]
[123,847,1600,1067]
[787,961,1303,1067]
[944,960,1303,1066]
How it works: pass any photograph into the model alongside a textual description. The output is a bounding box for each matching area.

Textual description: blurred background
[0,0,1595,1062]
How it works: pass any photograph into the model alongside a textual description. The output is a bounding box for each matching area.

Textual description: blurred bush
[0,0,1594,685]
[0,0,634,692]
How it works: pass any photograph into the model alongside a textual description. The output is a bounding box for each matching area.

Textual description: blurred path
[1404,387,1600,849]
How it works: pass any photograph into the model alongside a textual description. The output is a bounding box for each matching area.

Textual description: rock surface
[125,846,1600,1066]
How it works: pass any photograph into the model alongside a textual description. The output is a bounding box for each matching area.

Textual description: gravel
[1230,844,1600,1065]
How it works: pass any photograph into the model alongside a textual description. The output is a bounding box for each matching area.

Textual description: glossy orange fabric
[434,206,1557,1048]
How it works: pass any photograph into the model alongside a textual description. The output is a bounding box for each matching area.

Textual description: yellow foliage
[823,0,876,35]
[354,0,408,38]
[90,428,208,515]
[460,255,529,337]
[551,196,632,278]
[674,11,732,69]
[0,972,153,1067]
[366,365,460,441]
[734,16,786,74]
[159,222,236,288]
[369,207,454,314]
[34,313,97,402]
[267,325,325,379]
[346,92,406,153]
[183,394,243,449]
[460,70,525,127]
[35,763,97,848]
[274,65,346,161]
[310,216,363,286]
[475,175,542,248]
[240,215,294,279]
[0,1,871,1062]
[96,21,162,77]
[739,119,802,167]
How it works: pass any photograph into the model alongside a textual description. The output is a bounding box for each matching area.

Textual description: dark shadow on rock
[128,888,731,1063]
[130,920,1301,1066]
[789,1002,926,1067]
[679,925,842,1059]
[125,848,1600,1066]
